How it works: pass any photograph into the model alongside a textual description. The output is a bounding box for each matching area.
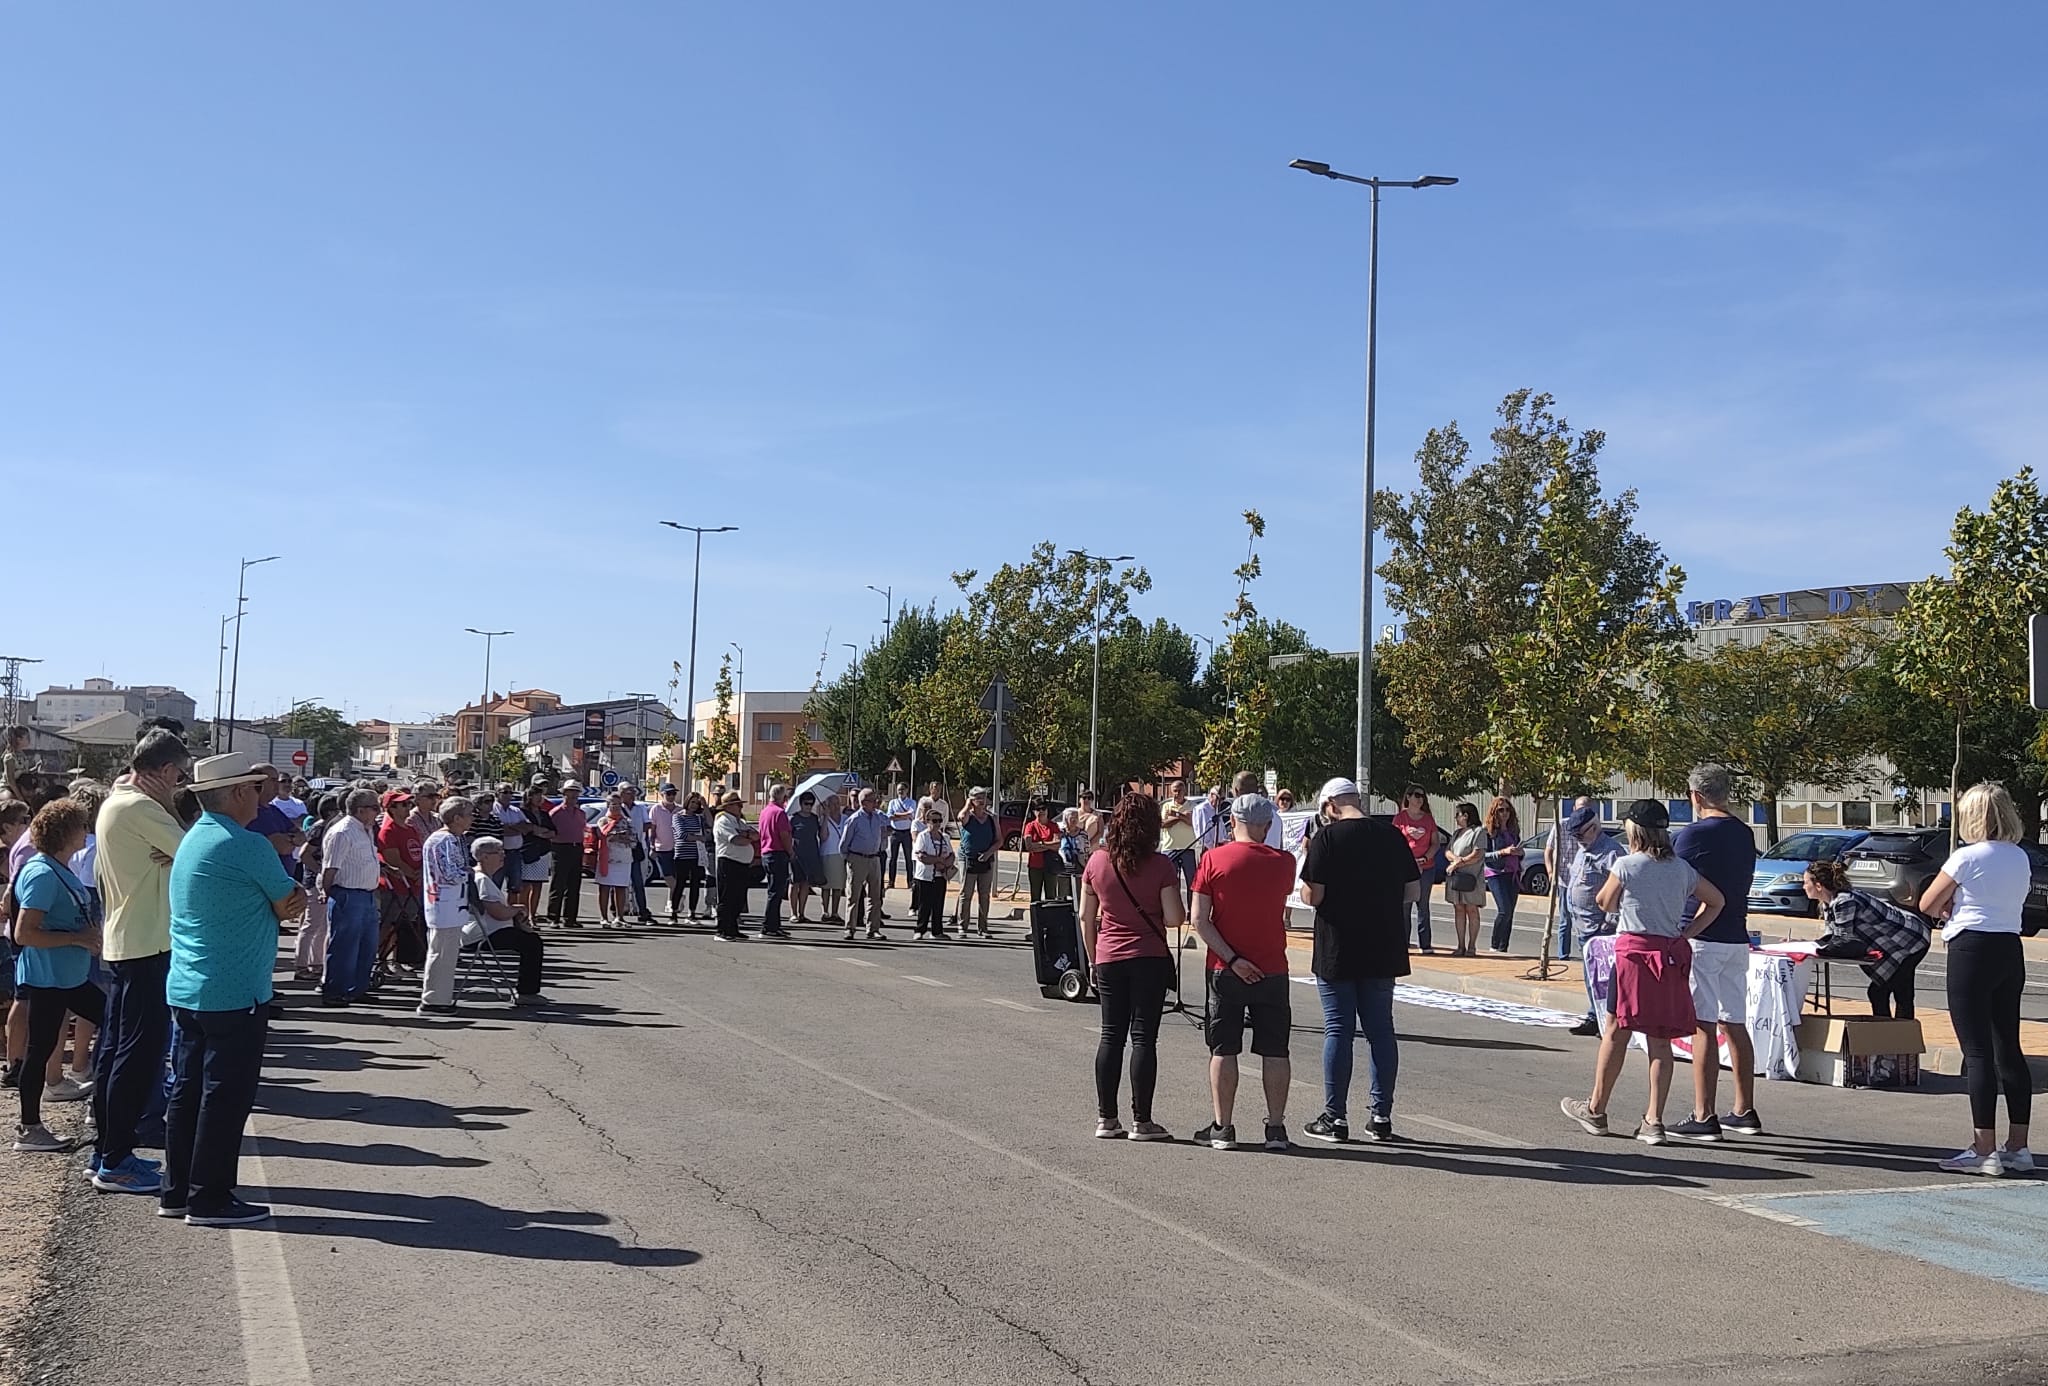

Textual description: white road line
[787,944,819,952]
[839,958,881,968]
[620,981,1498,1381]
[1398,1112,1534,1150]
[900,975,951,988]
[234,1123,314,1386]
[984,997,1040,1012]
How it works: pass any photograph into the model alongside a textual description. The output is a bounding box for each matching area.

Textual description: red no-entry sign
[291,749,310,768]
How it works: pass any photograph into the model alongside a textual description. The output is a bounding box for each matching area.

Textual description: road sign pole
[2031,613,2048,711]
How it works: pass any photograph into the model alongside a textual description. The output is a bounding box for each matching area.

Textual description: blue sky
[4,3,2044,726]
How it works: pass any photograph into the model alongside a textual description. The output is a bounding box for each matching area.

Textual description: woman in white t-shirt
[1918,782,2033,1177]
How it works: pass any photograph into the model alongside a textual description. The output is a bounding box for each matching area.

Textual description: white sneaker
[1938,1147,2004,1177]
[44,1076,89,1104]
[2003,1146,2036,1175]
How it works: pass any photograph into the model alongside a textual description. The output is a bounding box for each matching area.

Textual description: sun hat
[187,752,269,792]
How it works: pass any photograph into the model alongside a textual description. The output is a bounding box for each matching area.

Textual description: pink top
[758,800,792,854]
[1392,809,1437,868]
[1083,851,1178,965]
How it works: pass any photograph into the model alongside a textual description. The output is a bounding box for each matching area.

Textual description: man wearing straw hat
[162,751,306,1227]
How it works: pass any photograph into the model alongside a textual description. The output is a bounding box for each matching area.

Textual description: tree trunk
[1763,794,1780,848]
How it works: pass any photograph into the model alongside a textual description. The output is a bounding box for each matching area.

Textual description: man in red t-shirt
[1189,793,1300,1152]
[374,789,425,977]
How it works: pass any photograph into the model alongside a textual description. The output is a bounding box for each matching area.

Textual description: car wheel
[1523,867,1549,896]
[1003,833,1021,851]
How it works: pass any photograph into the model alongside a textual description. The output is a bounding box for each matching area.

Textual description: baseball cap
[1621,798,1669,830]
[1316,777,1361,808]
[1565,804,1600,834]
[380,789,413,811]
[1230,792,1275,826]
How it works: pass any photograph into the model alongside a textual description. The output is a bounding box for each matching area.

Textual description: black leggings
[21,982,105,1127]
[1865,955,1921,1019]
[1093,956,1173,1123]
[671,858,704,914]
[1946,931,2031,1129]
[916,877,948,934]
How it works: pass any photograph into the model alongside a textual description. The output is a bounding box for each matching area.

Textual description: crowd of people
[0,711,2036,1234]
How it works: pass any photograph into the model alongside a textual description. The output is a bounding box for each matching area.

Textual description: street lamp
[728,641,745,793]
[225,555,280,751]
[623,691,657,785]
[464,628,512,760]
[657,521,737,768]
[213,614,234,743]
[866,584,893,636]
[1289,157,1457,795]
[1066,549,1134,798]
[842,641,860,786]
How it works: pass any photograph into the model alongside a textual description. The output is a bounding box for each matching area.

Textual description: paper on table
[1755,940,1819,957]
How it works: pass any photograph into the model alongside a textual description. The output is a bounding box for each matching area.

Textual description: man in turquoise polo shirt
[163,751,306,1227]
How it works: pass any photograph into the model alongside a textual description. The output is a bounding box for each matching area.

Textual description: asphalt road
[24,883,2048,1386]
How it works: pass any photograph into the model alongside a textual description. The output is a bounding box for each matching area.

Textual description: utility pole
[0,655,43,730]
[842,642,860,787]
[465,628,512,770]
[226,554,280,751]
[659,521,736,781]
[1065,549,1133,798]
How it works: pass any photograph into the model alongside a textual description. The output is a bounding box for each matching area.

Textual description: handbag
[1445,830,1480,893]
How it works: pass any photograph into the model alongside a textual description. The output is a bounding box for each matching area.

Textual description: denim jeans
[761,851,790,930]
[1316,976,1398,1121]
[1487,877,1520,951]
[164,1004,268,1216]
[94,950,171,1167]
[1556,909,1574,961]
[1411,877,1434,951]
[322,886,380,1002]
[629,855,652,918]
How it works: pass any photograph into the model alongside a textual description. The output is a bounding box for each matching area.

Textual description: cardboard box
[1794,1016,1925,1088]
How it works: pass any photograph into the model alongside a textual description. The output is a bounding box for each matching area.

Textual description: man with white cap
[1298,777,1419,1144]
[1189,792,1301,1152]
[163,751,307,1226]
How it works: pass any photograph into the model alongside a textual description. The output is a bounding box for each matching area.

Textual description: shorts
[1689,939,1750,1026]
[1205,969,1291,1058]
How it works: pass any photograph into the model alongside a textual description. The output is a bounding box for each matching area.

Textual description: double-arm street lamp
[1066,549,1134,798]
[1288,158,1457,797]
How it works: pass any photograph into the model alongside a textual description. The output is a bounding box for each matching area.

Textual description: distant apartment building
[34,678,198,729]
[359,718,458,771]
[688,690,837,799]
[452,689,561,753]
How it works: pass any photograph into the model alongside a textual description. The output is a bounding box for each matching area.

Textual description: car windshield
[1764,833,1850,862]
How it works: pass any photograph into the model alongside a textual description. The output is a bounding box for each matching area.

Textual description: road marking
[787,944,819,952]
[622,981,1498,1381]
[839,958,881,968]
[900,974,951,987]
[235,1122,314,1386]
[1400,1112,1535,1150]
[984,997,1040,1012]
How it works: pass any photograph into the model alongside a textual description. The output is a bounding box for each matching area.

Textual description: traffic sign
[290,749,310,769]
[601,769,620,788]
[977,722,1016,752]
[885,757,903,774]
[978,679,1016,715]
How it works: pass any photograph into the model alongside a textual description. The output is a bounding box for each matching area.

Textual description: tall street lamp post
[866,584,892,636]
[658,521,737,777]
[1288,158,1457,797]
[225,555,280,751]
[842,642,860,787]
[1065,549,1134,798]
[728,642,745,794]
[464,628,512,765]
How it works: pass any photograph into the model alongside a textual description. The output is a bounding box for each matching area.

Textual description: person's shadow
[263,1185,700,1267]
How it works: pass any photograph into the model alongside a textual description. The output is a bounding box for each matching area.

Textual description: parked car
[996,799,1069,851]
[1840,828,1948,913]
[1518,827,1553,895]
[1747,829,1870,916]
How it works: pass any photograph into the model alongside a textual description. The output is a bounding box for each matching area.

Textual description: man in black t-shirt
[1297,777,1419,1144]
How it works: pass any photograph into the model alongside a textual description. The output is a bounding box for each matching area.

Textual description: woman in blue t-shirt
[10,799,104,1154]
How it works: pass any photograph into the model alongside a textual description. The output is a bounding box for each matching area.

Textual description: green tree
[812,603,950,786]
[1639,627,1875,844]
[1856,647,2048,836]
[1196,512,1273,787]
[1377,390,1680,790]
[692,655,741,790]
[1092,616,1207,790]
[1886,467,2048,844]
[280,703,359,777]
[482,736,528,786]
[1477,456,1687,976]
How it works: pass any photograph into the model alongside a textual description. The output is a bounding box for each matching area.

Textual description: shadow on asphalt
[256,1135,489,1169]
[257,1084,528,1132]
[1277,1138,1813,1188]
[262,1185,701,1266]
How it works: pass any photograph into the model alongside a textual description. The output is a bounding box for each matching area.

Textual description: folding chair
[457,928,519,1004]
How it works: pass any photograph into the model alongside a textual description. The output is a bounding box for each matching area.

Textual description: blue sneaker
[91,1156,164,1195]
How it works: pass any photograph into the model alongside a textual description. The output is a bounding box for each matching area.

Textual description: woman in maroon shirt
[1079,794,1186,1141]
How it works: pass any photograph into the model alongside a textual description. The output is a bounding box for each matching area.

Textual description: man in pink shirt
[756,784,794,939]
